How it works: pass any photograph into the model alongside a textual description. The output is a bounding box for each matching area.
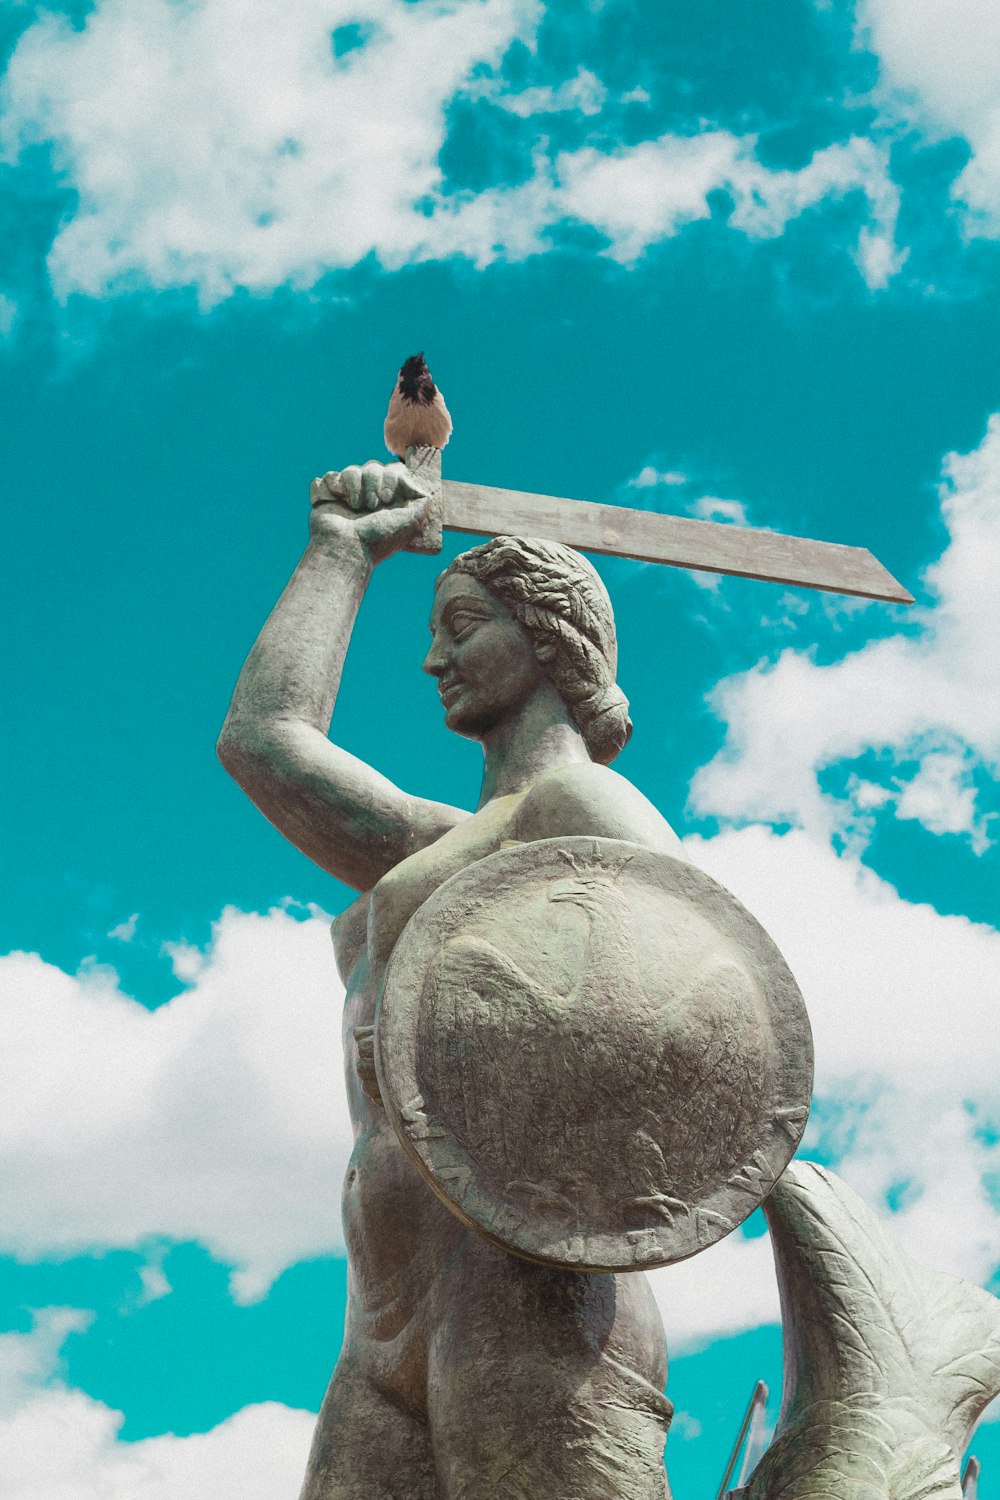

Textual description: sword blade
[440,479,914,605]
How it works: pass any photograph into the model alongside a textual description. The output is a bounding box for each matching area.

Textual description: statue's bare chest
[367,793,526,978]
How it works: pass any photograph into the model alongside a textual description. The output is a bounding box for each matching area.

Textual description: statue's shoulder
[514,761,686,858]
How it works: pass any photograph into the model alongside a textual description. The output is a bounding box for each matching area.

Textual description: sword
[323,446,914,606]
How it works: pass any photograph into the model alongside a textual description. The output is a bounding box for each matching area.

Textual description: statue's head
[427,536,631,764]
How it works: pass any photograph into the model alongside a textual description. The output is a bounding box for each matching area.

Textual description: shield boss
[376,837,813,1271]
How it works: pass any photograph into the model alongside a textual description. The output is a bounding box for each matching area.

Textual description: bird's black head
[399,351,437,404]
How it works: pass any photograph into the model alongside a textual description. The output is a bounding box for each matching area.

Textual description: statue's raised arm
[217,458,469,892]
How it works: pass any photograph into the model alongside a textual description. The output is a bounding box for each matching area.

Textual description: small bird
[384,352,452,460]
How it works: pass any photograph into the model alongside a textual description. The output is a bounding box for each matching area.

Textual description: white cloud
[692,496,749,526]
[553,131,743,259]
[137,1260,172,1306]
[691,415,1000,850]
[107,912,138,943]
[552,132,901,285]
[0,904,349,1300]
[859,0,1000,234]
[484,67,607,118]
[0,1312,313,1500]
[894,746,982,839]
[670,1410,703,1441]
[629,466,688,489]
[0,0,541,303]
[689,824,1000,1097]
[0,293,17,339]
[0,1310,92,1414]
[0,0,903,301]
[649,1229,780,1353]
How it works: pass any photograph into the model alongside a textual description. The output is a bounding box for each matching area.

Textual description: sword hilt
[403,445,443,556]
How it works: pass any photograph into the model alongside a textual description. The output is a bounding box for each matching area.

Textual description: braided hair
[442,536,632,765]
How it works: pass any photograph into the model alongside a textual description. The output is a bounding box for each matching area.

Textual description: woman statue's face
[424,573,543,740]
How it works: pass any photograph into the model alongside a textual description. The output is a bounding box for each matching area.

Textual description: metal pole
[716,1380,769,1500]
[962,1455,981,1498]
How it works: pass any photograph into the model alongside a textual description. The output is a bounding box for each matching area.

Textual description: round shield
[376,837,813,1271]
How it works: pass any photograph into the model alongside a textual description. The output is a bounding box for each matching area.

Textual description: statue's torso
[331,769,682,1413]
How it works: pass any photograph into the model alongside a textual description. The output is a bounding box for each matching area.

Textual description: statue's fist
[310,460,431,563]
[311,460,427,512]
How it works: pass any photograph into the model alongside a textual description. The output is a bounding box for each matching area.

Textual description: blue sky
[1,0,999,1493]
